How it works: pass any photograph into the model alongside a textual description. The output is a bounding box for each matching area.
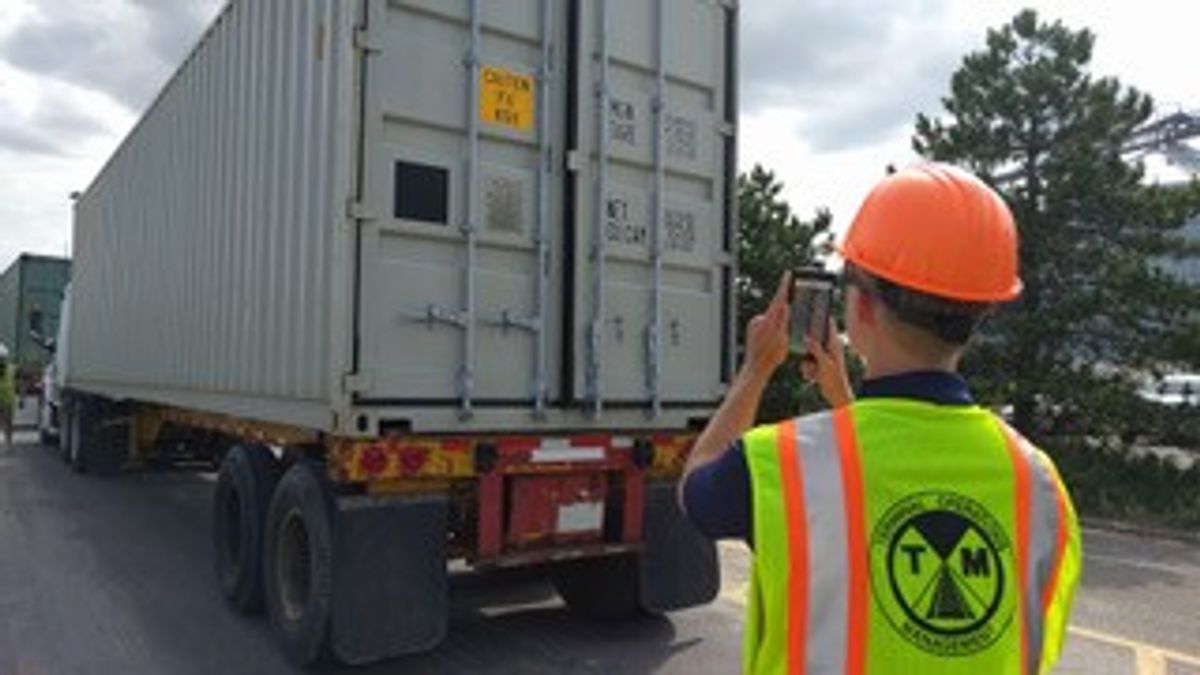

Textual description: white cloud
[0,0,1195,272]
[0,0,219,111]
[740,0,1200,235]
[0,0,222,269]
[741,0,972,153]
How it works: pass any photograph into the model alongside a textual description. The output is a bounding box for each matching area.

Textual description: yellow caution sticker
[480,66,535,132]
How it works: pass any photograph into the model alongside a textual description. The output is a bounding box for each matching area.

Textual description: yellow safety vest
[742,400,1081,674]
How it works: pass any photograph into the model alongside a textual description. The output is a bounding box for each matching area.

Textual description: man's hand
[802,317,854,408]
[743,272,792,381]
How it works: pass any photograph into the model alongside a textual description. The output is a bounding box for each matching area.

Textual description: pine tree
[913,9,1200,442]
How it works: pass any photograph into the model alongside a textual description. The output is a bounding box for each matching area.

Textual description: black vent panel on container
[394,160,449,224]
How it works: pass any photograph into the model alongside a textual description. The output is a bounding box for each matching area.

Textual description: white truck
[63,0,736,665]
[34,285,68,447]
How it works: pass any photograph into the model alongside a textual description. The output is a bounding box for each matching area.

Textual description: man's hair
[845,263,994,346]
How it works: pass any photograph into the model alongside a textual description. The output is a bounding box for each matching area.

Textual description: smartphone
[790,268,837,355]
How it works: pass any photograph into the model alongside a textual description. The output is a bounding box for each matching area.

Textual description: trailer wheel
[83,419,127,477]
[264,461,334,666]
[551,554,643,619]
[552,483,719,618]
[68,400,96,473]
[213,445,280,613]
[58,401,73,463]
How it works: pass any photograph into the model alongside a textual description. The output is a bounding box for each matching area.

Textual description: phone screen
[790,269,836,354]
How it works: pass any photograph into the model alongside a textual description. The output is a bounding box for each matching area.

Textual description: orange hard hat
[838,163,1022,302]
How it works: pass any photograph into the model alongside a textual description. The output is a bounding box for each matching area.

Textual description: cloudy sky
[0,0,1197,270]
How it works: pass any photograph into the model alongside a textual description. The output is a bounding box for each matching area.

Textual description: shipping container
[0,254,71,378]
[71,0,735,437]
[64,0,734,665]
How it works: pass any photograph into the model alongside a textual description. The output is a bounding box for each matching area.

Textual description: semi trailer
[64,0,737,665]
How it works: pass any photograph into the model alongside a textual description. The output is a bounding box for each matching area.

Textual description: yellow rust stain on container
[480,66,535,131]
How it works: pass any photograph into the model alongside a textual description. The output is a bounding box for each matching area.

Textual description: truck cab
[37,284,69,448]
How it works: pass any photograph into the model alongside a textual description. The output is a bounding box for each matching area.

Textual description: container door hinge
[346,199,376,222]
[342,372,374,395]
[353,26,383,54]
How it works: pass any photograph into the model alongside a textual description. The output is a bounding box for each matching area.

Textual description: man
[0,343,14,452]
[681,164,1081,674]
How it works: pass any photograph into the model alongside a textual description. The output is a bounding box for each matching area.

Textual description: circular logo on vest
[870,491,1013,656]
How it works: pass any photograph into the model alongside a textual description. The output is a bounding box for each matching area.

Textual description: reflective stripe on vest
[742,402,1078,674]
[1000,423,1074,675]
[745,410,867,674]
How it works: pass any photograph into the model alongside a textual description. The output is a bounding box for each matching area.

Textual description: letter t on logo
[902,544,926,574]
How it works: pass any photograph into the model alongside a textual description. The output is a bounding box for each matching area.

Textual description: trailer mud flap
[638,482,719,613]
[331,494,449,664]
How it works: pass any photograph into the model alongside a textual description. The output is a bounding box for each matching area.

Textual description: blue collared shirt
[680,370,974,543]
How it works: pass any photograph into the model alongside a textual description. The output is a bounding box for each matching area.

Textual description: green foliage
[913,9,1200,444]
[1051,441,1200,530]
[736,165,834,422]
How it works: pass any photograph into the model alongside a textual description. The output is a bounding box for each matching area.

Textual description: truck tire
[68,400,96,473]
[67,398,127,476]
[58,401,73,463]
[552,483,719,618]
[213,445,280,613]
[86,419,129,477]
[264,461,334,667]
[551,554,642,619]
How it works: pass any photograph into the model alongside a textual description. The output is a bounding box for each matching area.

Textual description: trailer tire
[68,399,97,473]
[213,445,280,613]
[58,401,72,463]
[264,461,334,667]
[551,554,643,619]
[552,483,719,618]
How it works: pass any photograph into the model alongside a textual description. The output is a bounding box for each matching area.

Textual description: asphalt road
[1,434,1197,674]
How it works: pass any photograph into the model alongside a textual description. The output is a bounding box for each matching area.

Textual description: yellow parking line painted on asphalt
[1068,625,1200,671]
[1133,646,1167,675]
[717,583,1200,672]
[718,581,747,606]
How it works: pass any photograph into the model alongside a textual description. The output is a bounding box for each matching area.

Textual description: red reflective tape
[1040,458,1070,617]
[833,408,867,675]
[478,472,504,558]
[622,469,645,543]
[1003,428,1032,675]
[777,419,808,675]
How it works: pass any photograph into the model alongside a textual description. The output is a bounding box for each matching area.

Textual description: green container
[0,254,71,378]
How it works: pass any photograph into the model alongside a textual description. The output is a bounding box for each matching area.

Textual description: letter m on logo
[960,547,990,577]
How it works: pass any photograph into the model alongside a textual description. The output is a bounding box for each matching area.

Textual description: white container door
[355,0,567,414]
[567,0,736,415]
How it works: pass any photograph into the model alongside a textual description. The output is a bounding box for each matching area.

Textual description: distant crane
[994,109,1200,184]
[1123,110,1200,174]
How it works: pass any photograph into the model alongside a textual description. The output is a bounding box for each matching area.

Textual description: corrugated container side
[70,0,356,429]
[70,0,735,436]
